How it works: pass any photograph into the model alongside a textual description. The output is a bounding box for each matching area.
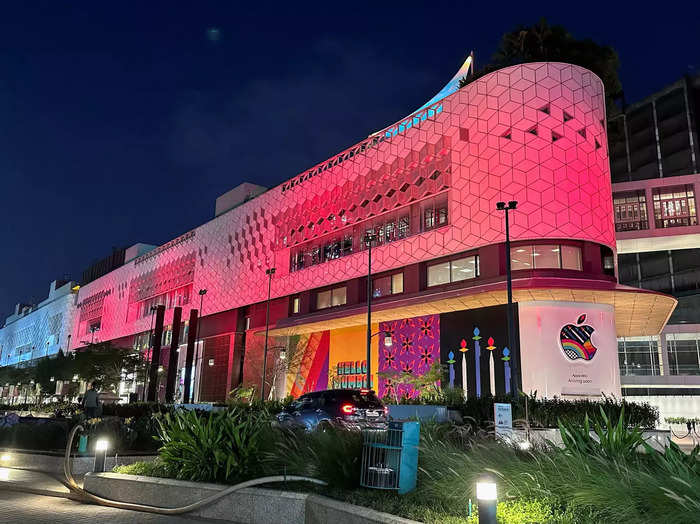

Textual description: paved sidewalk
[0,466,77,498]
[0,490,211,523]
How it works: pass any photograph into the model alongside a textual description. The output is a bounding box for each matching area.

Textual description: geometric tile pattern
[69,62,615,349]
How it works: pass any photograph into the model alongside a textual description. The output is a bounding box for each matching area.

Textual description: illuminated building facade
[0,60,678,407]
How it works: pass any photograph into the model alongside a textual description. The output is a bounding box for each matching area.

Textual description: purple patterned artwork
[378,314,440,399]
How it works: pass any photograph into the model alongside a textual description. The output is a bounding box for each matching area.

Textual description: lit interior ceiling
[265,282,676,338]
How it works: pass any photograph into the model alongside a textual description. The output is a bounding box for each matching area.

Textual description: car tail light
[341,403,355,415]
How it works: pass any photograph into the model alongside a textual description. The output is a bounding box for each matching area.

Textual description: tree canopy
[460,19,622,113]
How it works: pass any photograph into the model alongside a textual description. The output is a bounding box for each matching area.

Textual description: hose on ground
[62,424,326,515]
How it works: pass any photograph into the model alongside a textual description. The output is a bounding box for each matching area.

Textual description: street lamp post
[364,232,377,390]
[496,200,518,397]
[260,267,276,401]
[194,289,207,402]
[142,305,158,401]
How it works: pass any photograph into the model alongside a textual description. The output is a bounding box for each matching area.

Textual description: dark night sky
[0,2,698,316]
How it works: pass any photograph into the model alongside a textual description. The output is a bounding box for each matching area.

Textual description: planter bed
[0,448,156,476]
[84,472,419,524]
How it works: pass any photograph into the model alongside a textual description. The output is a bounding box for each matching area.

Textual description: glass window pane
[511,246,533,270]
[533,245,561,268]
[561,245,582,270]
[317,290,331,310]
[427,262,450,287]
[372,276,392,298]
[331,287,347,307]
[392,273,404,294]
[451,256,477,282]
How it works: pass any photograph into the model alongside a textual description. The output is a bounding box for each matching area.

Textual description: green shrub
[558,407,647,461]
[155,407,274,483]
[0,421,69,450]
[267,426,363,489]
[391,392,659,429]
[113,458,170,478]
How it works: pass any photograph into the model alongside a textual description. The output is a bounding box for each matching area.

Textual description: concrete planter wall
[84,472,419,524]
[0,449,155,476]
[387,405,448,423]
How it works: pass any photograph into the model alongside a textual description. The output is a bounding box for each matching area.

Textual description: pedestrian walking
[83,382,101,419]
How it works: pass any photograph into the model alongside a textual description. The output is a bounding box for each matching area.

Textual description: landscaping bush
[415,411,699,524]
[266,425,364,489]
[0,420,70,450]
[392,392,659,429]
[154,407,275,483]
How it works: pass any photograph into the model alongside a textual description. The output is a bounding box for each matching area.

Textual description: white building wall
[0,282,78,366]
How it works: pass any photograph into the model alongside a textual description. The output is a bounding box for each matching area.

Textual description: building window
[510,244,582,271]
[666,334,700,375]
[613,191,648,232]
[427,255,479,287]
[291,296,300,314]
[618,337,661,376]
[372,272,404,298]
[652,184,698,228]
[422,196,448,232]
[316,286,347,310]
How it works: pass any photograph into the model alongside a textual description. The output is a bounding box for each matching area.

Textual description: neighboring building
[610,73,700,420]
[66,61,675,405]
[81,244,155,285]
[0,280,79,367]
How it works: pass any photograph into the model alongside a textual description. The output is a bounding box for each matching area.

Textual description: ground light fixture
[518,440,532,451]
[93,438,110,473]
[476,473,498,524]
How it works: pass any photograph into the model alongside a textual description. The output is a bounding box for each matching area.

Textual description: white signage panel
[494,402,513,437]
[518,301,621,398]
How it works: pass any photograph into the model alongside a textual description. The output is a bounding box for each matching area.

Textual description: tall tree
[460,19,622,113]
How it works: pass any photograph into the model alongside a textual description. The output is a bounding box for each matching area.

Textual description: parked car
[277,389,387,431]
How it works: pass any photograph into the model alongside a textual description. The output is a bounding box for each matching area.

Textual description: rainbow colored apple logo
[559,314,597,361]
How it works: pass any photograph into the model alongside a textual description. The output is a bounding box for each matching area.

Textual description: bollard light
[518,440,532,451]
[476,474,498,524]
[93,438,110,473]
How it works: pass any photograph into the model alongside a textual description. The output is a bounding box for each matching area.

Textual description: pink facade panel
[70,62,614,348]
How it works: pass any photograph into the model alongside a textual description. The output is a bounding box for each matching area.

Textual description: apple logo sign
[559,314,597,361]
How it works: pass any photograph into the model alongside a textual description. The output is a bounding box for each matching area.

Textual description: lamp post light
[93,438,110,473]
[261,267,276,401]
[142,305,159,401]
[476,473,498,524]
[364,232,377,390]
[194,289,207,402]
[496,200,519,398]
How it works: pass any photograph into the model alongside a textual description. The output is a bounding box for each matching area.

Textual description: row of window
[135,284,193,320]
[618,335,700,376]
[289,195,448,273]
[613,184,698,232]
[307,244,584,312]
[510,245,583,271]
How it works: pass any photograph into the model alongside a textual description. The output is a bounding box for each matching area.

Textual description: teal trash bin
[360,421,419,494]
[78,434,88,453]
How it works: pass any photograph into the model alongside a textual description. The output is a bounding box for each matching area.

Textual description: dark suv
[277,389,387,431]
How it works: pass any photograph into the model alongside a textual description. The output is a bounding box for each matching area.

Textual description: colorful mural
[286,331,329,397]
[329,325,379,392]
[439,305,521,397]
[378,315,440,399]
